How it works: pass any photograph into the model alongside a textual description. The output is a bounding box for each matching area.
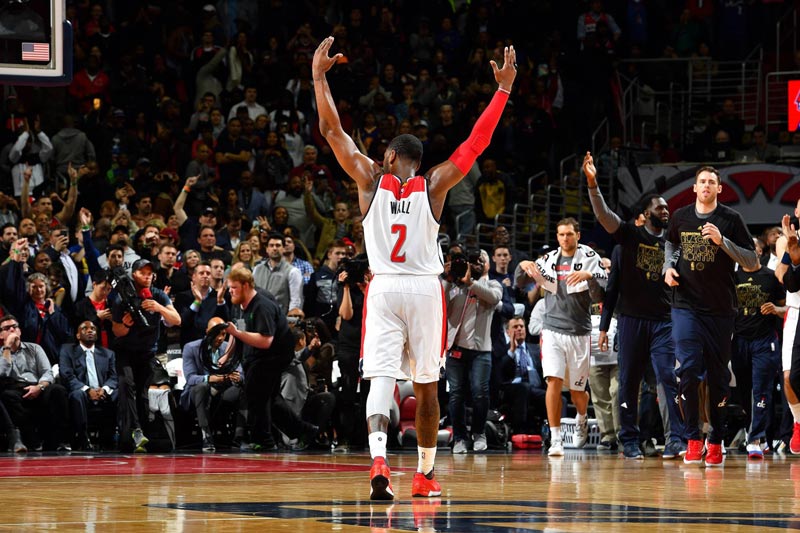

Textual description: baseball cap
[131,258,154,273]
[112,108,125,118]
[417,119,429,128]
[202,4,216,12]
[136,157,151,166]
[160,227,179,242]
[112,224,130,235]
[202,207,217,217]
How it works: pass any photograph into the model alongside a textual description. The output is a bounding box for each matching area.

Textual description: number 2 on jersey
[390,224,407,263]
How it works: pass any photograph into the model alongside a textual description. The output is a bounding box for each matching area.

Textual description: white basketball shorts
[541,328,591,391]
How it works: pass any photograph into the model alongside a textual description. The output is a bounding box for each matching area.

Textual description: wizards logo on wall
[617,163,800,226]
[789,80,800,131]
[150,499,800,530]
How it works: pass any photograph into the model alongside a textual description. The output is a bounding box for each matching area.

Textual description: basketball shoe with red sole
[412,470,442,497]
[369,457,394,501]
[705,443,724,467]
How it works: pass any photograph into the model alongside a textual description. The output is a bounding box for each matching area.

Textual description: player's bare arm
[313,36,380,213]
[427,45,517,216]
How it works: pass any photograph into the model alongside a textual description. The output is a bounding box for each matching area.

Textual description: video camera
[449,249,484,283]
[338,254,370,287]
[109,266,150,327]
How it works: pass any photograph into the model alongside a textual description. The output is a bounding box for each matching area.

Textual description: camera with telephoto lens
[449,249,484,283]
[338,254,370,287]
[109,267,150,327]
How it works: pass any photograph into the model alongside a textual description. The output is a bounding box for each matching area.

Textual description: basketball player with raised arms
[313,36,516,499]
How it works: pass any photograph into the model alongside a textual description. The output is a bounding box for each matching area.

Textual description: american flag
[21,43,50,62]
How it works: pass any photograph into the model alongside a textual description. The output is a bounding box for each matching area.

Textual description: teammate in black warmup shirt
[663,166,758,466]
[584,152,685,460]
[732,256,785,459]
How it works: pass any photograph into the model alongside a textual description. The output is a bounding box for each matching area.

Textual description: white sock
[576,412,587,424]
[551,427,561,442]
[418,446,436,475]
[369,432,388,459]
[790,402,800,423]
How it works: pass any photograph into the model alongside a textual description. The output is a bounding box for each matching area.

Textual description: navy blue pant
[447,348,491,441]
[731,334,780,442]
[617,315,684,445]
[672,308,735,444]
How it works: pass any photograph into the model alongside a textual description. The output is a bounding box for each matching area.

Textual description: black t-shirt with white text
[613,222,671,321]
[666,203,754,316]
[734,267,784,340]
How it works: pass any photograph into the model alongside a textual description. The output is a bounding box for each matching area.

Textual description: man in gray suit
[59,321,118,451]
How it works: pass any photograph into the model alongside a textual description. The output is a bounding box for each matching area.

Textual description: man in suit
[174,261,229,346]
[59,320,118,451]
[181,317,245,452]
[499,316,546,436]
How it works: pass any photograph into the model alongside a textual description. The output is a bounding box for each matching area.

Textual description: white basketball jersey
[363,174,444,276]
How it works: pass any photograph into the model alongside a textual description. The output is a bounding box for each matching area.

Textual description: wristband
[782,252,792,265]
[80,225,91,231]
[193,300,201,306]
[497,87,511,95]
[183,186,191,193]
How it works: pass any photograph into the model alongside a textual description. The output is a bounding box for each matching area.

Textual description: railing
[765,70,800,130]
[619,54,762,150]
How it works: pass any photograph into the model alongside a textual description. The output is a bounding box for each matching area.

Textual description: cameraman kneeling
[443,249,502,453]
[111,259,181,452]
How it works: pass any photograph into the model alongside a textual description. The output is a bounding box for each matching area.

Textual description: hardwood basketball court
[0,449,798,531]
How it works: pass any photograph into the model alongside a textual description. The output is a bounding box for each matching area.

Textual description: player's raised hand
[312,37,342,80]
[582,152,597,186]
[490,45,517,92]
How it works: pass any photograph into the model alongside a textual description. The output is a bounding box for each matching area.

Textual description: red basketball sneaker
[369,457,394,501]
[791,423,800,455]
[683,439,704,465]
[412,470,442,497]
[705,443,724,467]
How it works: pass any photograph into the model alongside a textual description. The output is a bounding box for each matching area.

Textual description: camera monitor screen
[0,0,71,84]
[789,80,800,131]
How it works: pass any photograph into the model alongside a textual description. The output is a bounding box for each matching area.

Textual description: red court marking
[0,455,367,477]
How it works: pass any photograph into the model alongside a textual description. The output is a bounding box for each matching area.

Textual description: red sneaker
[411,470,442,497]
[369,457,394,501]
[705,443,724,467]
[683,439,704,465]
[791,423,800,455]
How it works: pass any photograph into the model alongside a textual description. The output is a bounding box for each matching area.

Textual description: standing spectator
[227,85,265,122]
[74,269,114,347]
[283,233,313,285]
[59,321,118,451]
[111,259,181,452]
[584,153,685,459]
[252,233,303,316]
[9,117,53,198]
[153,242,189,295]
[303,178,351,261]
[215,118,252,191]
[174,261,226,345]
[237,169,270,222]
[215,211,247,252]
[444,249,502,453]
[577,0,622,51]
[183,143,215,218]
[663,166,758,466]
[51,114,96,187]
[196,225,232,265]
[516,218,608,456]
[2,244,72,365]
[174,177,219,253]
[68,55,110,114]
[275,175,316,249]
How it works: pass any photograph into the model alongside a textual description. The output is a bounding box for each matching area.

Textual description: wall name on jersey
[389,200,411,215]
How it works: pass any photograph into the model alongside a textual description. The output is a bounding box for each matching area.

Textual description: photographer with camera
[111,258,181,452]
[333,253,370,452]
[280,319,336,449]
[305,239,347,336]
[443,249,502,453]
